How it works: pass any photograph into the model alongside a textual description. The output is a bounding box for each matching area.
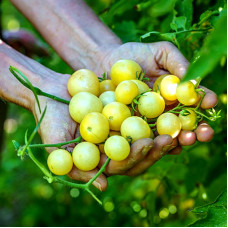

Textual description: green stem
[40,91,70,104]
[176,27,212,35]
[195,89,206,110]
[54,177,86,189]
[149,123,156,127]
[86,189,102,205]
[86,158,110,187]
[29,137,82,148]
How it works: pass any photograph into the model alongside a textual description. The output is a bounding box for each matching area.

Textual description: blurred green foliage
[0,0,227,226]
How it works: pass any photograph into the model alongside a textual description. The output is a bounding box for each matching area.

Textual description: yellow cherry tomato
[138,92,165,118]
[179,109,197,130]
[104,135,130,161]
[99,131,121,153]
[110,59,142,85]
[100,80,116,94]
[115,80,139,104]
[67,69,100,96]
[47,149,73,175]
[80,112,109,143]
[157,113,182,138]
[153,74,168,91]
[72,142,100,171]
[121,116,151,143]
[160,75,180,101]
[69,92,103,123]
[102,102,131,131]
[99,91,116,106]
[131,79,150,94]
[176,81,199,105]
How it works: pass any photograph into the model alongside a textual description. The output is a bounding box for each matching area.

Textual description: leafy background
[0,0,227,226]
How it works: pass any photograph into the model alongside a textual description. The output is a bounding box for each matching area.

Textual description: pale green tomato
[47,149,73,175]
[131,79,150,94]
[104,135,130,161]
[67,69,100,96]
[72,142,100,171]
[102,102,131,131]
[115,80,139,104]
[80,112,109,143]
[99,91,116,106]
[179,109,197,130]
[110,59,142,85]
[69,92,103,123]
[157,113,182,138]
[121,116,151,143]
[138,92,165,118]
[176,81,199,105]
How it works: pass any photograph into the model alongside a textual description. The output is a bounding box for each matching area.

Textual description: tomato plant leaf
[183,10,227,81]
[170,15,187,32]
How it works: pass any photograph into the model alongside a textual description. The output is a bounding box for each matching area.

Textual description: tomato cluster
[47,59,204,175]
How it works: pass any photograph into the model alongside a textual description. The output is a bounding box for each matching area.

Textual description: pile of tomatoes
[47,59,202,176]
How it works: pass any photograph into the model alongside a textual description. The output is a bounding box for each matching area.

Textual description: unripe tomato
[99,131,121,153]
[69,92,103,123]
[47,149,73,175]
[176,81,199,105]
[104,135,130,161]
[115,80,139,104]
[67,69,100,96]
[99,91,116,106]
[138,92,165,118]
[160,75,180,101]
[80,112,109,143]
[121,116,151,143]
[100,79,116,93]
[157,113,182,138]
[102,102,131,131]
[179,109,197,130]
[72,142,100,171]
[131,79,150,94]
[110,59,142,85]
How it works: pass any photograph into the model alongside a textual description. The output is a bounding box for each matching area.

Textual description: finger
[194,121,214,142]
[124,135,173,176]
[178,130,197,146]
[68,166,108,191]
[199,86,218,109]
[158,42,189,78]
[168,146,182,155]
[99,138,153,175]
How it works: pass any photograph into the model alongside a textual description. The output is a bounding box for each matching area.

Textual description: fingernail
[162,144,173,155]
[94,182,102,191]
[142,145,152,156]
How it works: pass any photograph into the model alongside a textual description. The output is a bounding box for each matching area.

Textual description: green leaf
[170,15,187,32]
[140,31,179,47]
[189,190,227,227]
[183,11,227,81]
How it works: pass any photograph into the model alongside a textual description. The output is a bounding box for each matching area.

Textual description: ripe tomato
[72,142,100,171]
[100,79,116,94]
[98,131,121,153]
[176,81,199,105]
[99,91,116,106]
[69,92,103,123]
[131,79,150,94]
[104,135,130,161]
[80,112,109,143]
[110,59,142,85]
[153,74,168,92]
[160,75,180,101]
[47,149,73,175]
[157,113,182,138]
[67,69,100,96]
[102,102,131,131]
[179,109,197,130]
[115,80,139,104]
[138,92,165,118]
[121,116,151,143]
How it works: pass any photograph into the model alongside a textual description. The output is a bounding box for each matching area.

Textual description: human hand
[94,41,217,175]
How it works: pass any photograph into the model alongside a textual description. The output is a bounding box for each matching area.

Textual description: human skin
[1,0,217,190]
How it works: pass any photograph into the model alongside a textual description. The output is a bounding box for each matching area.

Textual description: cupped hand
[95,41,217,175]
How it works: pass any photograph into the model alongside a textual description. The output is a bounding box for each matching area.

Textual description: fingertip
[195,122,214,142]
[178,131,196,146]
[168,146,182,155]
